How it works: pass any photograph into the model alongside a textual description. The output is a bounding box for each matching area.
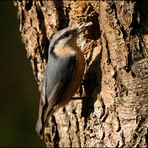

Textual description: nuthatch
[36,22,92,139]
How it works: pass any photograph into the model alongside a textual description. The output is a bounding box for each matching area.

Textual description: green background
[0,1,44,147]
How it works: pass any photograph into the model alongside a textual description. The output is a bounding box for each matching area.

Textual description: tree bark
[15,0,148,147]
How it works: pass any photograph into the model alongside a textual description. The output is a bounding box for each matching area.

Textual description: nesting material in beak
[77,22,92,34]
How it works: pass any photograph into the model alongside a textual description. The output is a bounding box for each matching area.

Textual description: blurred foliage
[0,1,44,147]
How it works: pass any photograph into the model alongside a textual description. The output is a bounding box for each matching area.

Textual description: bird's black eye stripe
[62,30,76,38]
[63,31,71,37]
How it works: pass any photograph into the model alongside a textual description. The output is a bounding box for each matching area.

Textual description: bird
[36,22,92,139]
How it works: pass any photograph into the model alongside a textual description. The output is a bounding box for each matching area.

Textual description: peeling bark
[15,0,148,147]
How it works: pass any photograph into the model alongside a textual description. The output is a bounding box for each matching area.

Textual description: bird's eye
[63,32,70,37]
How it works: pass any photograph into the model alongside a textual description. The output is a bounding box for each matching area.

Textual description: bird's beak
[77,22,92,34]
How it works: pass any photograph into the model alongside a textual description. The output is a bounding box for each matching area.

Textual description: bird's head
[49,22,92,53]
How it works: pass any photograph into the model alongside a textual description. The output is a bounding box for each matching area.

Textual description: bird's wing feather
[42,55,76,122]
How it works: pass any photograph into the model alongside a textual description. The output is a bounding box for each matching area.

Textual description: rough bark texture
[15,0,148,147]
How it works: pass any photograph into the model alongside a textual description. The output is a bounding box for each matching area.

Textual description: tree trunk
[15,0,148,147]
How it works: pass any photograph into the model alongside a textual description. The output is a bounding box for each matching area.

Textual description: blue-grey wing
[42,55,76,121]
